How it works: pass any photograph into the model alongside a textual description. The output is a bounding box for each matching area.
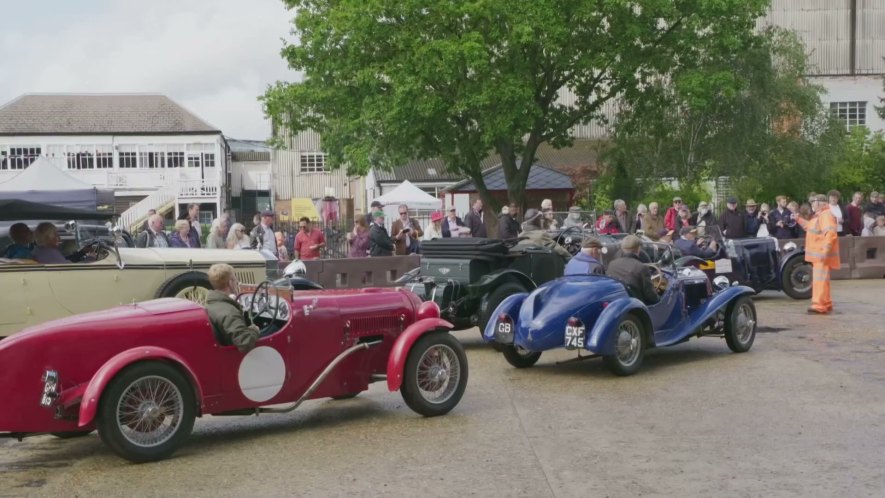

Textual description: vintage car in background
[484,242,757,376]
[400,238,567,332]
[557,224,811,300]
[0,280,467,462]
[0,221,275,338]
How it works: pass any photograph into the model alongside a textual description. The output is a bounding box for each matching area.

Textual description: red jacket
[664,207,679,232]
[845,203,863,236]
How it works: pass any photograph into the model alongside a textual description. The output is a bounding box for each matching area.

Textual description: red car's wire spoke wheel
[97,362,196,463]
[400,333,468,417]
[116,376,182,447]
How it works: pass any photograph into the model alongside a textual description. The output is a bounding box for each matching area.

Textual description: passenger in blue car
[564,237,606,276]
[2,223,33,259]
[675,226,718,259]
[565,237,605,275]
[607,235,660,305]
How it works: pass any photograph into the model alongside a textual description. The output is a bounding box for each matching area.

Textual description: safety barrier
[777,236,885,280]
[301,255,421,288]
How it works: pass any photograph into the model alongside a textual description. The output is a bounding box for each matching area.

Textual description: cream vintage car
[0,243,275,338]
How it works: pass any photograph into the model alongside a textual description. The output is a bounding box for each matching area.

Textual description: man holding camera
[392,204,423,255]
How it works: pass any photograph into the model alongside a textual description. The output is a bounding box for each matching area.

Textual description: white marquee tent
[371,180,441,222]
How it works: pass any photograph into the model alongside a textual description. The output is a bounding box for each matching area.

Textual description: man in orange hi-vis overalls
[794,194,840,314]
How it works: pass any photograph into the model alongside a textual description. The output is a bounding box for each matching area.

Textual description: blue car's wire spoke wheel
[725,296,756,353]
[603,315,646,376]
[501,345,542,369]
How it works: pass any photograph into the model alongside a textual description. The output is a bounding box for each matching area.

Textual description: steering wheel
[645,263,668,295]
[70,238,112,262]
[237,280,273,325]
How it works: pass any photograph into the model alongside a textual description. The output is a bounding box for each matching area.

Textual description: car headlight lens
[783,242,797,252]
[713,276,730,290]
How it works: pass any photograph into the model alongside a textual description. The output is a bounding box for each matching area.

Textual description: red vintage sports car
[0,281,468,462]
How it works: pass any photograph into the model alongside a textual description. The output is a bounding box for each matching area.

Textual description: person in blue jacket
[564,237,606,276]
[674,226,719,259]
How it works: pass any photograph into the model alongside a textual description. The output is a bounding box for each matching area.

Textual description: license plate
[564,325,585,350]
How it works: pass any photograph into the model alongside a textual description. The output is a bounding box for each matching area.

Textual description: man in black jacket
[719,197,746,238]
[369,210,394,256]
[606,235,660,305]
[497,203,521,239]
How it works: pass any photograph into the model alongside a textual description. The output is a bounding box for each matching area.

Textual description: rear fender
[481,292,529,342]
[78,347,204,428]
[471,269,536,297]
[386,318,453,392]
[586,298,652,355]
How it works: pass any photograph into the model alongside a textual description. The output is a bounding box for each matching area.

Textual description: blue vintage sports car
[483,243,758,376]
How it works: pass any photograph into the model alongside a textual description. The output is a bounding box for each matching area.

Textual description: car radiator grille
[348,315,402,336]
[236,271,256,285]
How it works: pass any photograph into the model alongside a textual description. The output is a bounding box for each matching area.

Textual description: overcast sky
[0,0,297,139]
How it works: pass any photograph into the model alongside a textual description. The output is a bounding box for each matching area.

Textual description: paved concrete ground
[2,280,884,497]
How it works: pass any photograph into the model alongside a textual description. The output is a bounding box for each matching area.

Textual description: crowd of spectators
[11,190,882,265]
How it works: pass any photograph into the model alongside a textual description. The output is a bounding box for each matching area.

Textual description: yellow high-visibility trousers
[811,263,833,312]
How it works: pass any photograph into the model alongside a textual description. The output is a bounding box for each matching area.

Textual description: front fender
[481,292,529,342]
[472,269,536,296]
[78,347,204,428]
[695,286,755,320]
[778,250,806,277]
[586,298,652,355]
[386,318,453,392]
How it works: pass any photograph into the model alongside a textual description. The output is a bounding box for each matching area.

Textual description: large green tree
[262,0,769,210]
[601,27,841,205]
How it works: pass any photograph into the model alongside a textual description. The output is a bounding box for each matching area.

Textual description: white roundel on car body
[238,346,286,403]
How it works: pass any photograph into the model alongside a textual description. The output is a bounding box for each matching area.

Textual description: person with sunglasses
[664,196,683,233]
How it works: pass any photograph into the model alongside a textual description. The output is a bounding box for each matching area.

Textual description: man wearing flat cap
[564,237,606,276]
[674,226,718,259]
[369,210,394,257]
[719,196,747,238]
[607,235,660,305]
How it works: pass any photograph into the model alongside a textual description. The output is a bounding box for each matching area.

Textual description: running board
[258,340,383,414]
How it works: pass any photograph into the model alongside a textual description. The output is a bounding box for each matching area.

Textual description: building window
[830,101,866,129]
[167,151,185,168]
[300,153,326,173]
[5,147,41,170]
[95,146,113,169]
[203,153,215,168]
[118,151,137,168]
[67,150,95,170]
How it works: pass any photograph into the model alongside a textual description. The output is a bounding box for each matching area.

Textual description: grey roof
[445,163,573,193]
[375,140,601,183]
[227,137,271,161]
[0,94,221,135]
[374,157,499,183]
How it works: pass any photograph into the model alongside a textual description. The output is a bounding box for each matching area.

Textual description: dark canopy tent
[0,199,112,221]
[0,157,115,211]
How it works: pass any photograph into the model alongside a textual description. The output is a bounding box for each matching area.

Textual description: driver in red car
[206,263,259,352]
